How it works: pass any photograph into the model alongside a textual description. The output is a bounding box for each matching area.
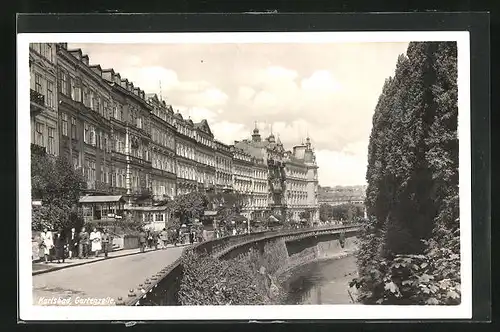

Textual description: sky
[70,42,409,187]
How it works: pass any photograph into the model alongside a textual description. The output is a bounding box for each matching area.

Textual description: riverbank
[278,254,358,305]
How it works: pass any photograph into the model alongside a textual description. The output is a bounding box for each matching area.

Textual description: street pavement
[32,245,185,306]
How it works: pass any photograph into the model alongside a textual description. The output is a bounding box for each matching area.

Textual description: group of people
[136,227,207,253]
[38,226,111,264]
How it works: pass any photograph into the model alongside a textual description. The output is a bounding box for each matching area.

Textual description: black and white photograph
[18,30,473,321]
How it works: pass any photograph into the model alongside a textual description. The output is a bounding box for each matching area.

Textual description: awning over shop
[204,210,218,216]
[268,215,280,222]
[79,195,125,204]
[229,214,248,222]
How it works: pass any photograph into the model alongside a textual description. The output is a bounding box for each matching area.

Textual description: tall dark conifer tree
[353,42,459,305]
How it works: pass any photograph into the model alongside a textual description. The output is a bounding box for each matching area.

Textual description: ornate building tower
[303,137,320,222]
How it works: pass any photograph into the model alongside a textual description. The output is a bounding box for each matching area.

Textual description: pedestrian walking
[139,229,147,253]
[90,227,102,257]
[101,228,110,258]
[68,227,78,259]
[79,227,89,259]
[53,228,66,263]
[146,230,153,249]
[189,229,194,244]
[159,228,168,249]
[40,227,54,264]
[152,231,159,250]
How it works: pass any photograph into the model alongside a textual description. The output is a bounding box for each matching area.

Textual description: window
[61,113,68,136]
[47,127,55,155]
[89,90,95,110]
[137,116,142,129]
[101,166,105,182]
[105,167,109,184]
[103,101,108,118]
[47,81,54,108]
[60,70,68,95]
[35,73,43,94]
[72,155,79,169]
[71,117,77,139]
[43,44,52,62]
[84,123,89,144]
[104,135,109,153]
[70,77,81,102]
[83,86,90,107]
[91,162,96,182]
[35,122,44,146]
[156,214,164,222]
[75,78,82,102]
[90,126,96,146]
[96,96,101,115]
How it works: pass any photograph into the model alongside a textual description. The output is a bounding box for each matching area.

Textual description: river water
[282,255,358,305]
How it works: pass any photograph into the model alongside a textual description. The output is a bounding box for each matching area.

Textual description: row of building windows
[31,71,56,110]
[177,163,197,181]
[59,69,111,120]
[151,127,175,150]
[30,43,55,63]
[234,165,254,179]
[151,179,176,198]
[195,133,215,149]
[196,151,215,168]
[216,155,232,173]
[215,172,232,187]
[34,122,56,155]
[151,152,175,174]
[176,143,195,161]
[151,106,175,127]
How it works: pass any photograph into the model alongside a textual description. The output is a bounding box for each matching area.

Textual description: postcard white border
[18,31,472,321]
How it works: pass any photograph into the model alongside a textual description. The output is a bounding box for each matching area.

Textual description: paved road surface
[33,246,184,306]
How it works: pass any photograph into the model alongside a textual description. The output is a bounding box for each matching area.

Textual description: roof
[124,206,170,211]
[79,195,125,204]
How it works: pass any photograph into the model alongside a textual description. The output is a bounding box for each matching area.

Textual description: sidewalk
[32,243,191,276]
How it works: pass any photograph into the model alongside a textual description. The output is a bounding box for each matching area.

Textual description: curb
[32,244,191,276]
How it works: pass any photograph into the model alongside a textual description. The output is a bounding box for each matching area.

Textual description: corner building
[29,43,59,157]
[235,127,319,224]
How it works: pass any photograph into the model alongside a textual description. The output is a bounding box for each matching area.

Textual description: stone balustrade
[118,223,361,306]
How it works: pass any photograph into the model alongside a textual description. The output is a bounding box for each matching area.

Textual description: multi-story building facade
[193,120,216,191]
[284,137,320,222]
[146,93,177,201]
[250,157,269,220]
[230,146,254,220]
[214,140,233,191]
[30,43,320,230]
[235,127,319,224]
[57,44,114,197]
[174,112,198,196]
[30,43,59,157]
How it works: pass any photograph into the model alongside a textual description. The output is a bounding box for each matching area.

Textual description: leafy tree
[31,150,85,231]
[319,203,333,222]
[168,191,209,226]
[352,42,460,305]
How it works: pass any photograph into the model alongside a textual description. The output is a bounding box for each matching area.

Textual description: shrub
[178,249,269,305]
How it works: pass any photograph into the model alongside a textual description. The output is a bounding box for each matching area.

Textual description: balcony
[31,143,46,155]
[30,89,45,115]
[30,89,44,106]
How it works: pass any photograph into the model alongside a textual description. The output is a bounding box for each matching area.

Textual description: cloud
[184,107,219,123]
[211,121,247,145]
[301,70,342,92]
[73,41,410,186]
[237,86,256,103]
[315,149,367,186]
